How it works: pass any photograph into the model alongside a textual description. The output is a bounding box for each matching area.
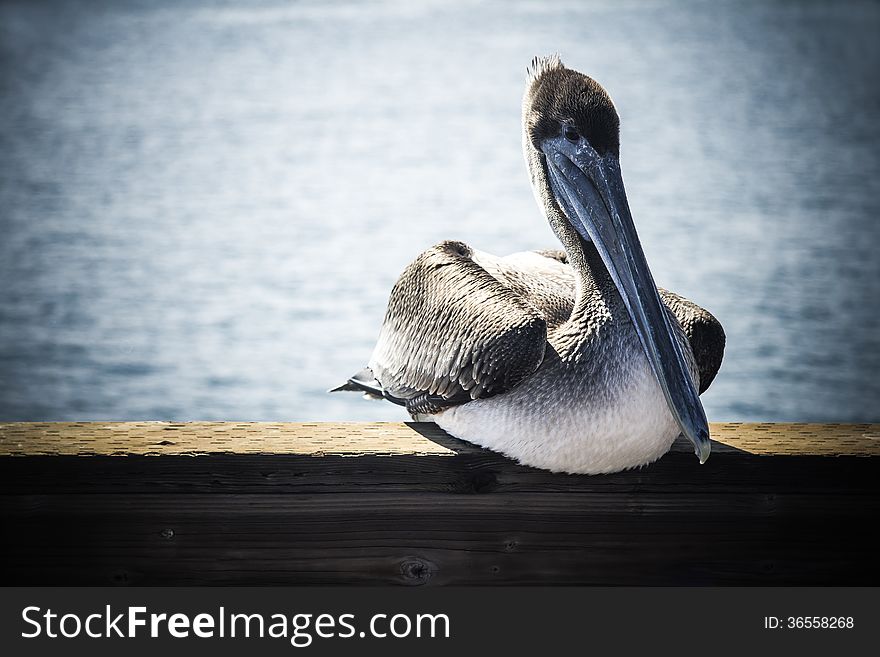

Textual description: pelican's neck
[564,237,624,333]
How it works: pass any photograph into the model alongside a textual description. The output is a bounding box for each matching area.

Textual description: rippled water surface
[1,0,878,422]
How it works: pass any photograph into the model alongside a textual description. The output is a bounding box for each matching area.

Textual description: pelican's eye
[563,126,581,143]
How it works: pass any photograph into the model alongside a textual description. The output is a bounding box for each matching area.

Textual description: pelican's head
[522,55,711,464]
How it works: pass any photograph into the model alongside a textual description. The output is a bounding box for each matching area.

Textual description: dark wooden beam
[1,422,877,585]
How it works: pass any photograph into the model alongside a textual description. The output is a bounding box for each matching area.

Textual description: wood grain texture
[1,422,878,586]
[1,421,878,456]
[0,422,456,456]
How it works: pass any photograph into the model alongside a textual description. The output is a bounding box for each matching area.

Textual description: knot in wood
[399,557,435,585]
[110,570,131,585]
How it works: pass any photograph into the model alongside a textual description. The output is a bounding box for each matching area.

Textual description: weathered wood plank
[0,450,877,496]
[0,422,456,456]
[0,422,877,586]
[1,422,878,456]
[2,491,875,585]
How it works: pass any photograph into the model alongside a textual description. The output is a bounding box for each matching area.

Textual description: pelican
[334,56,725,474]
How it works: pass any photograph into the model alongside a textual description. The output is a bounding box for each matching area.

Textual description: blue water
[1,0,878,422]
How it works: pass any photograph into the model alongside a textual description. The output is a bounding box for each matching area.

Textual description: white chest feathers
[433,343,684,474]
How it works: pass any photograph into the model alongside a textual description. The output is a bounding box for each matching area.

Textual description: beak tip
[695,429,711,464]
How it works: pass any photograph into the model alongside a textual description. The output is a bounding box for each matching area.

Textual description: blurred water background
[1,0,878,423]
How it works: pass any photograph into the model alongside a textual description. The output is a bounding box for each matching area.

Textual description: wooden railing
[1,422,877,585]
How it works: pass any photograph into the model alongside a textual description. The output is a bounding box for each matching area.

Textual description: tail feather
[328,381,366,393]
[329,368,407,407]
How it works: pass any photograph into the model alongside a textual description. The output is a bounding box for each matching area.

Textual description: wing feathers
[368,241,548,407]
[658,288,726,394]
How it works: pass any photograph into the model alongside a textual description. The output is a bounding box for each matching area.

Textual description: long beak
[542,137,711,463]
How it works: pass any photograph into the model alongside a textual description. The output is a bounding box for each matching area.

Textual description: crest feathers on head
[526,54,564,84]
